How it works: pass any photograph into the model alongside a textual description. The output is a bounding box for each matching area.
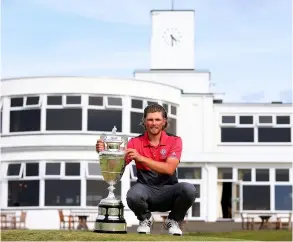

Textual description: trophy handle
[122,135,128,150]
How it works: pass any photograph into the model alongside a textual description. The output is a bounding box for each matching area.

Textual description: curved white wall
[1,77,182,104]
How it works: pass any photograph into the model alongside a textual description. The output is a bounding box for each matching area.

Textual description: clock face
[162,28,182,47]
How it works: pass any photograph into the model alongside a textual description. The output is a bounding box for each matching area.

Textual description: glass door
[231,181,243,219]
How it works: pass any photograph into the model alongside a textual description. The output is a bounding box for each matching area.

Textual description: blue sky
[1,0,292,102]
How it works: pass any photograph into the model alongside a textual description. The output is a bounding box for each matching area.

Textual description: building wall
[1,76,292,229]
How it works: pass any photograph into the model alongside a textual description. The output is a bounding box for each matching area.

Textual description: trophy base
[94,201,127,234]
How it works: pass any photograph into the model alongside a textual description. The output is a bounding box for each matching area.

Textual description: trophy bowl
[94,126,128,234]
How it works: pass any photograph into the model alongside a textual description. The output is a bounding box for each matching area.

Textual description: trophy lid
[101,126,123,144]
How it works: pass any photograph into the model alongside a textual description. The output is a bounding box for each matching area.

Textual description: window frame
[219,113,292,145]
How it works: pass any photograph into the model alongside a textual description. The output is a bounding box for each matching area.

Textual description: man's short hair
[140,104,168,130]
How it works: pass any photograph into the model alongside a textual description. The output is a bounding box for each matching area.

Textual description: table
[259,215,272,230]
[76,215,89,230]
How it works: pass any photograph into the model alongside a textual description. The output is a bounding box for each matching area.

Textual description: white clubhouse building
[0,10,292,230]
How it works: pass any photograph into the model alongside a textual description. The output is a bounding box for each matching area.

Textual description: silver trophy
[94,126,128,234]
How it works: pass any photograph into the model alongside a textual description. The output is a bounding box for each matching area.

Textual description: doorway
[217,182,232,219]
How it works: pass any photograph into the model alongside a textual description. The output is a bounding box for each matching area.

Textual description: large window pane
[221,128,254,142]
[46,109,82,130]
[275,185,292,211]
[258,128,291,142]
[8,180,39,207]
[86,180,121,206]
[243,185,270,210]
[88,109,122,132]
[45,180,81,206]
[10,110,41,132]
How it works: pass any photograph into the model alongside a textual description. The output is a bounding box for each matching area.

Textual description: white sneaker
[137,215,154,234]
[163,218,183,236]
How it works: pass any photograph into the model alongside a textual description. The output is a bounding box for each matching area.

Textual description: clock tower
[150,10,195,70]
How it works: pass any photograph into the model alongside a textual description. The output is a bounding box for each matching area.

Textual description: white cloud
[2,46,150,78]
[29,0,165,25]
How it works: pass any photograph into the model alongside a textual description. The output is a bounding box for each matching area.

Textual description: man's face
[144,111,166,135]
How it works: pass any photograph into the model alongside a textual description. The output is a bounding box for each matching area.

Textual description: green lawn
[1,230,292,241]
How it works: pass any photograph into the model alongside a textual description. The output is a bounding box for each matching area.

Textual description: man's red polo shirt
[125,131,182,186]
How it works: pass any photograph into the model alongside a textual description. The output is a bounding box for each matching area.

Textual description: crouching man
[96,104,197,236]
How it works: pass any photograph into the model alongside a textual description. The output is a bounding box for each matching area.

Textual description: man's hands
[96,139,105,153]
[125,148,143,162]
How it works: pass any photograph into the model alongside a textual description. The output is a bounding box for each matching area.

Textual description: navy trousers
[126,182,197,222]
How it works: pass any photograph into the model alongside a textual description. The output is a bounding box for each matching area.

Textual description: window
[275,185,292,211]
[178,167,201,179]
[255,169,270,182]
[220,114,291,143]
[239,116,253,124]
[238,169,251,181]
[66,96,81,105]
[46,95,82,131]
[258,116,273,124]
[45,163,61,176]
[276,116,290,125]
[107,97,122,106]
[6,162,40,207]
[191,202,200,217]
[218,168,233,179]
[221,128,254,142]
[65,163,80,176]
[89,96,103,106]
[243,185,270,210]
[87,95,123,132]
[131,99,143,109]
[88,109,122,132]
[10,96,41,132]
[8,180,39,207]
[25,163,39,177]
[275,169,290,182]
[45,180,81,206]
[258,128,291,143]
[6,163,23,178]
[221,116,236,124]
